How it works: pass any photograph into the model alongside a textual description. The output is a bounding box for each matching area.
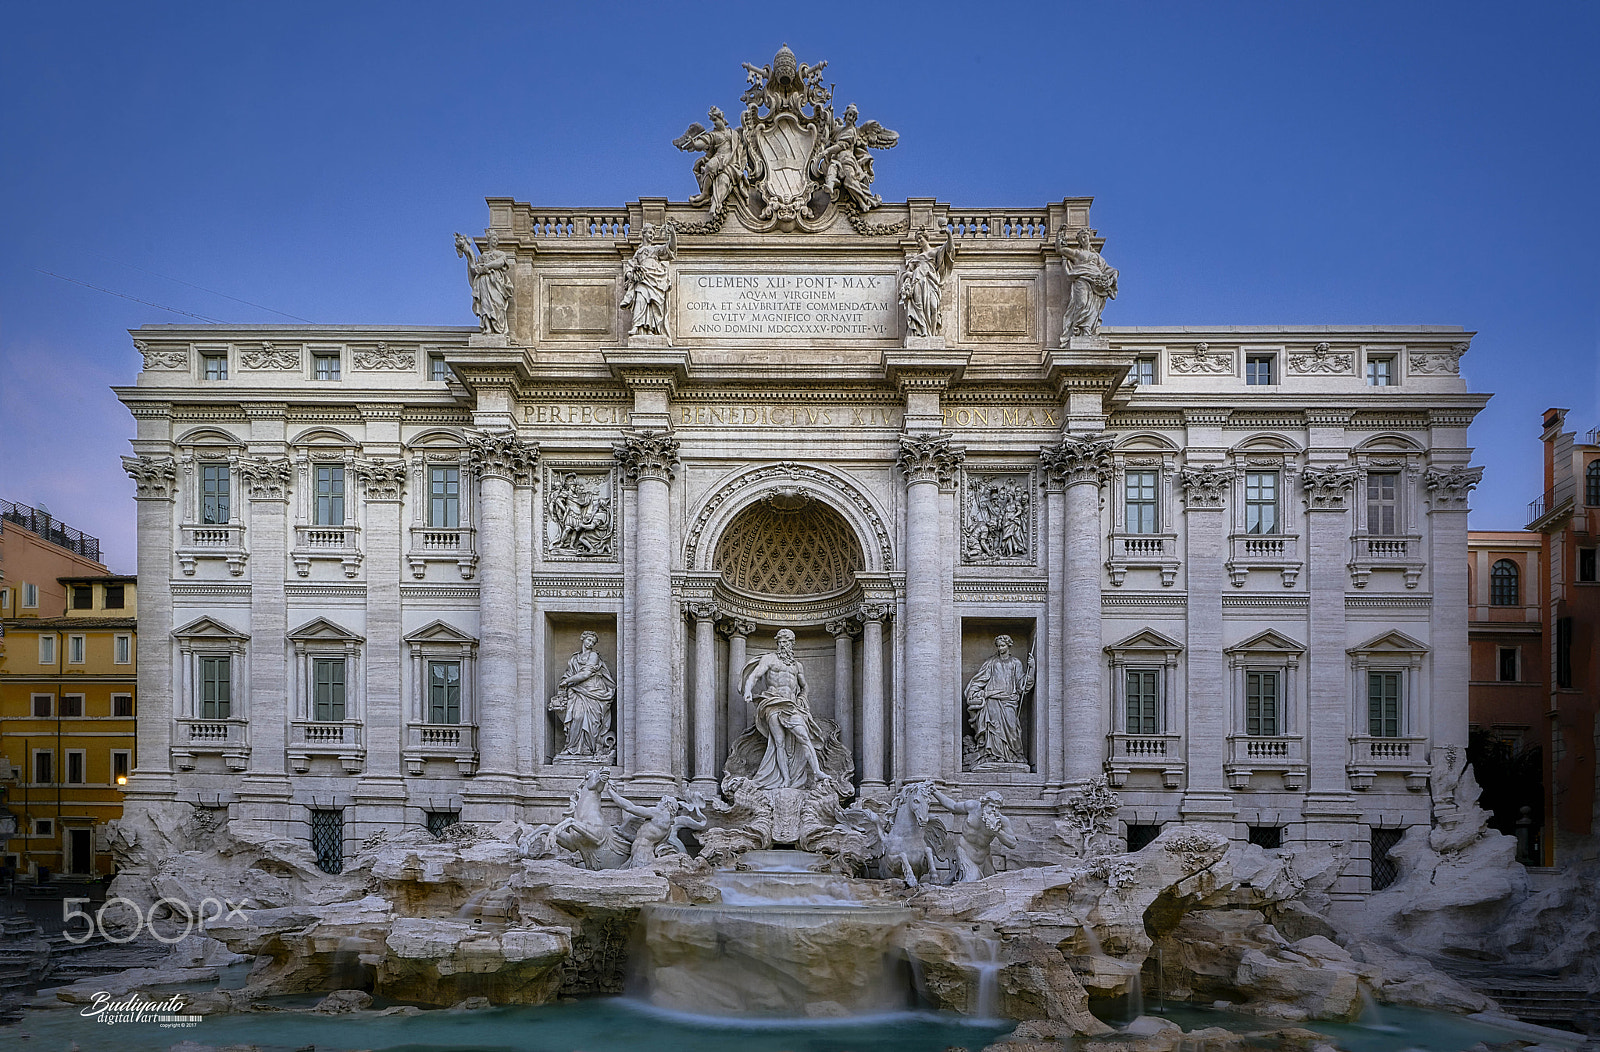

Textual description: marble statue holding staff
[454,230,514,335]
[1057,228,1118,341]
[899,227,957,338]
[964,634,1035,768]
[742,628,828,789]
[549,631,615,761]
[622,222,677,337]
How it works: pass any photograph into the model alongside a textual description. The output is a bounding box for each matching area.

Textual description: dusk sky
[3,2,1596,574]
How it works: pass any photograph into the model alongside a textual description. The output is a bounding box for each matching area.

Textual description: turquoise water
[2,997,1012,1052]
[4,995,1571,1052]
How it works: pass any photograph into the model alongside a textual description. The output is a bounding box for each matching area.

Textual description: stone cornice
[882,350,968,393]
[466,428,540,485]
[1039,433,1112,489]
[896,432,965,487]
[604,348,691,397]
[122,455,177,500]
[614,428,681,482]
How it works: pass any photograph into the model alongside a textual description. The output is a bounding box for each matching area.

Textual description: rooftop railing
[0,499,100,560]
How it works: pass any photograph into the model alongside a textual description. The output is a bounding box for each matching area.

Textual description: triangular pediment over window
[1348,629,1429,657]
[404,620,477,646]
[1224,628,1305,656]
[288,617,364,644]
[172,616,248,642]
[1106,628,1184,655]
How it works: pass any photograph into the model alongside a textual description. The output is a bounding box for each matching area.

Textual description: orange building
[1525,408,1600,855]
[0,501,135,881]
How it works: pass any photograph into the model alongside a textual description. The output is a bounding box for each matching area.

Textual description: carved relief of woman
[550,631,615,759]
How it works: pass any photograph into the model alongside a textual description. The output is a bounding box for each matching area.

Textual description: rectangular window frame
[67,634,86,665]
[22,582,39,608]
[112,750,131,783]
[312,657,347,722]
[1365,356,1396,386]
[65,750,86,785]
[1579,547,1598,583]
[31,694,52,718]
[428,660,462,725]
[1497,647,1518,683]
[1124,667,1161,735]
[429,354,449,382]
[1124,470,1159,534]
[112,693,134,717]
[1245,471,1279,535]
[202,353,228,380]
[1367,670,1402,737]
[1245,354,1275,386]
[1365,472,1400,536]
[1131,357,1157,386]
[59,694,84,718]
[199,654,232,719]
[313,352,342,381]
[33,750,53,785]
[201,463,231,525]
[114,634,132,664]
[71,585,93,610]
[1245,670,1280,736]
[33,818,53,837]
[428,466,461,528]
[103,584,124,609]
[38,634,56,665]
[314,465,346,526]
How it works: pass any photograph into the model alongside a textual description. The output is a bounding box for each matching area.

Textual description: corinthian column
[686,599,720,789]
[897,433,964,779]
[1041,433,1112,785]
[615,429,681,785]
[825,617,859,762]
[123,455,178,791]
[718,617,755,734]
[858,602,890,788]
[466,428,538,784]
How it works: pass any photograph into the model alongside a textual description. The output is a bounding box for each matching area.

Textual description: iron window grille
[1489,559,1519,605]
[311,809,344,874]
[1247,825,1282,849]
[1125,824,1162,851]
[426,811,461,839]
[1371,827,1405,890]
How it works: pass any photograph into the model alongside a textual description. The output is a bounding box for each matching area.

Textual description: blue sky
[2,1,1596,573]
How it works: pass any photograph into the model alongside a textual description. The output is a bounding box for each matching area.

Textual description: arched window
[1586,459,1600,506]
[1490,559,1520,606]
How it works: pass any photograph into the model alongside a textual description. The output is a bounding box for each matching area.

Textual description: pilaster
[1424,465,1483,750]
[1178,463,1235,824]
[239,451,293,812]
[1301,466,1360,795]
[123,455,179,795]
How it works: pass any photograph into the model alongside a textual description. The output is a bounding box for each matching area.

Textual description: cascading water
[961,933,1004,1020]
[638,850,915,1017]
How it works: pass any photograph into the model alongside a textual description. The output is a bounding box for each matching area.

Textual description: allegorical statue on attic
[899,227,957,337]
[1057,228,1119,341]
[454,230,513,335]
[675,46,898,230]
[673,106,746,217]
[621,222,677,337]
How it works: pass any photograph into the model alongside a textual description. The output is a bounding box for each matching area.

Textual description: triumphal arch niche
[120,45,1487,894]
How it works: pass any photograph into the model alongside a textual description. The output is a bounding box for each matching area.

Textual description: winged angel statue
[673,45,898,229]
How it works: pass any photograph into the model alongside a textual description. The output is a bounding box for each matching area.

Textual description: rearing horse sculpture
[523,768,630,869]
[880,780,949,887]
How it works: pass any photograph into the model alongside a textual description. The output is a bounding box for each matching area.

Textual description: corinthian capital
[122,455,177,500]
[1423,465,1483,509]
[1300,465,1360,510]
[896,433,965,487]
[614,429,681,482]
[238,456,292,500]
[1039,433,1112,489]
[357,458,408,501]
[1178,465,1234,509]
[466,428,539,485]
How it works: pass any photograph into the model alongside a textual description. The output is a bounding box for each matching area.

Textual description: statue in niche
[547,473,613,555]
[548,632,616,763]
[603,783,707,868]
[622,222,677,337]
[899,227,957,338]
[963,635,1035,771]
[931,787,1018,882]
[741,629,829,789]
[1057,228,1119,341]
[963,475,1030,562]
[454,231,513,335]
[673,106,747,216]
[816,103,898,213]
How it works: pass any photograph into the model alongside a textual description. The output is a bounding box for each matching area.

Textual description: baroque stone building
[116,50,1487,896]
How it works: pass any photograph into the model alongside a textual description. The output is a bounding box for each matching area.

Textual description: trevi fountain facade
[68,46,1596,1051]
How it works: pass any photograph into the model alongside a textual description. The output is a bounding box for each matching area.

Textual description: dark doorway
[68,828,93,875]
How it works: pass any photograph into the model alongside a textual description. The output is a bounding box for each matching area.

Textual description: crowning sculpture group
[457,47,1116,885]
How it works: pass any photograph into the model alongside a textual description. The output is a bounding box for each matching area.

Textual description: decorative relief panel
[960,470,1035,565]
[1168,342,1233,375]
[1287,343,1353,375]
[1407,344,1465,374]
[354,343,417,371]
[543,465,617,560]
[241,342,301,370]
[134,340,189,370]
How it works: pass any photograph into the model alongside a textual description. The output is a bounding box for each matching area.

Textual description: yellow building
[0,575,137,880]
